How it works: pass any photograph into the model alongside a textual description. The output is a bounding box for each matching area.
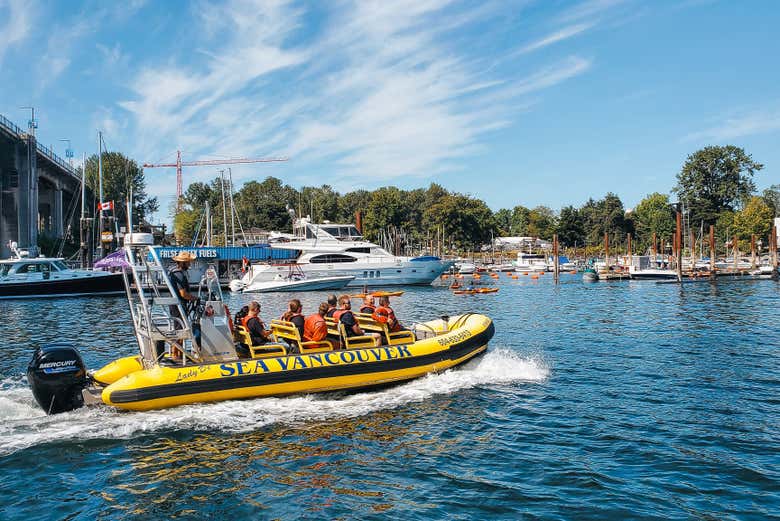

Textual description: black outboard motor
[27,344,88,414]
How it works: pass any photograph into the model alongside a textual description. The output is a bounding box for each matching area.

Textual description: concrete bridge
[0,114,82,258]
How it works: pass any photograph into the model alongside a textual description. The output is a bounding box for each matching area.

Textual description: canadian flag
[98,201,114,211]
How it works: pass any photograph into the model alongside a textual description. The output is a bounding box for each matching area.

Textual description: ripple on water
[0,279,778,519]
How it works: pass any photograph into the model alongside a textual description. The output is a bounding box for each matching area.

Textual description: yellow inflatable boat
[28,313,493,413]
[26,239,494,414]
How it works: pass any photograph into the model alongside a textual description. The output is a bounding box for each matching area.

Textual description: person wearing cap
[169,251,197,308]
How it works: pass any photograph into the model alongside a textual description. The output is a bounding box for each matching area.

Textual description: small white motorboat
[229,264,354,293]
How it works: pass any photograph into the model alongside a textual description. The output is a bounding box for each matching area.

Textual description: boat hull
[242,275,355,293]
[100,314,494,411]
[0,272,125,299]
[240,259,455,287]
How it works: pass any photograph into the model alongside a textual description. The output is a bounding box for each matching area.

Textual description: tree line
[80,145,779,256]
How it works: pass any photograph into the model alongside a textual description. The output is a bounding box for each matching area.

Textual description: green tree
[300,185,340,223]
[733,196,773,249]
[173,209,202,245]
[715,210,736,249]
[556,205,584,247]
[631,193,675,251]
[494,208,512,235]
[579,193,628,247]
[423,194,496,251]
[363,187,406,240]
[234,177,297,231]
[510,205,530,235]
[527,206,556,238]
[85,151,158,223]
[761,184,780,217]
[338,190,372,223]
[674,145,762,225]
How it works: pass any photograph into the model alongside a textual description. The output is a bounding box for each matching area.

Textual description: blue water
[0,273,778,519]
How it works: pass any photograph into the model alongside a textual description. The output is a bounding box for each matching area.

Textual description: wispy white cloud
[0,0,34,65]
[683,108,780,142]
[116,0,594,212]
[502,56,592,98]
[36,20,93,88]
[558,0,627,23]
[516,23,594,54]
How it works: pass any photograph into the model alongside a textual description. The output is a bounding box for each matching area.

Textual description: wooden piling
[675,210,683,282]
[751,234,756,270]
[772,225,779,278]
[627,233,632,262]
[709,225,716,280]
[652,232,657,264]
[733,236,739,271]
[604,232,610,270]
[690,230,696,272]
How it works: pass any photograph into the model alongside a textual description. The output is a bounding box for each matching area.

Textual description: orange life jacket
[373,306,401,332]
[240,315,252,329]
[332,309,347,322]
[303,314,327,341]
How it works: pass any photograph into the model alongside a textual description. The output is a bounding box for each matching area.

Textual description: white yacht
[0,242,125,299]
[454,261,476,274]
[513,252,548,273]
[235,218,454,287]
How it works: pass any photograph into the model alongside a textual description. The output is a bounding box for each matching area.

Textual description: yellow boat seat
[354,313,416,346]
[338,322,377,350]
[270,319,333,354]
[235,325,287,359]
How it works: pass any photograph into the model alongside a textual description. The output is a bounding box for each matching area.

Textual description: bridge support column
[15,136,38,256]
[53,185,63,238]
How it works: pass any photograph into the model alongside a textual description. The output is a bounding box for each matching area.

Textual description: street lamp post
[60,139,74,167]
[20,106,36,136]
[19,107,37,255]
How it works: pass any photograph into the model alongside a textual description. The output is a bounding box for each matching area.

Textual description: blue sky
[1,0,778,225]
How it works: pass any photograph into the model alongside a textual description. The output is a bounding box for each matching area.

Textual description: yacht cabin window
[317,225,362,240]
[309,254,358,264]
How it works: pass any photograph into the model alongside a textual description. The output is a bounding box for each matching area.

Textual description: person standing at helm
[359,296,376,314]
[373,295,403,332]
[168,251,197,309]
[334,294,381,346]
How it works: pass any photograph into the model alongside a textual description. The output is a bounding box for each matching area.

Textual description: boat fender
[27,343,88,415]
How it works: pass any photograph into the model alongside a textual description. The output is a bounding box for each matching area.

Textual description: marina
[1,1,779,518]
[1,274,778,518]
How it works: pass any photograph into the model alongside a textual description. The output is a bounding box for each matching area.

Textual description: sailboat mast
[97,131,104,258]
[228,168,236,246]
[219,170,228,246]
[80,152,86,267]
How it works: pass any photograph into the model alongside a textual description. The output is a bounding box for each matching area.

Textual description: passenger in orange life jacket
[324,294,338,318]
[359,296,376,314]
[280,299,305,352]
[333,294,381,346]
[372,296,403,333]
[304,302,330,342]
[242,301,272,346]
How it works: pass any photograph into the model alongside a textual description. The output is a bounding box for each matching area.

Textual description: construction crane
[143,150,288,212]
